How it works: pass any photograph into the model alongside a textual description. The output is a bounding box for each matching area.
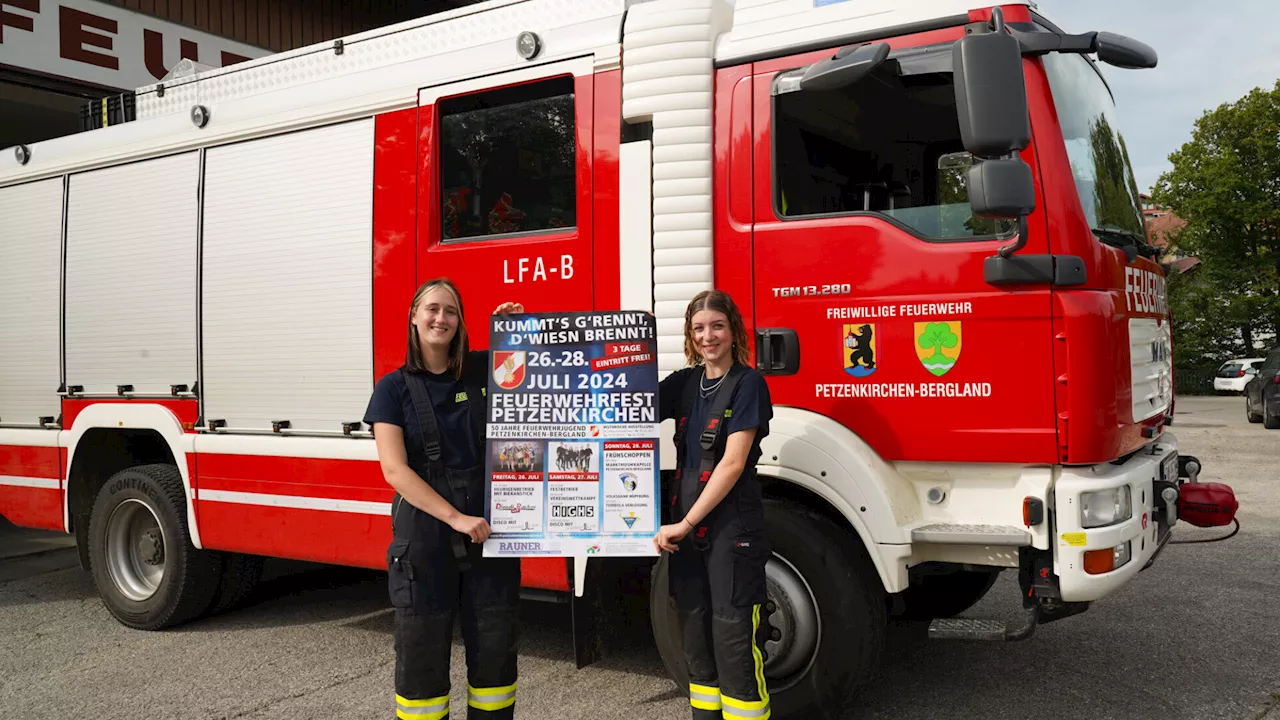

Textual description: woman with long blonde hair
[364,277,524,720]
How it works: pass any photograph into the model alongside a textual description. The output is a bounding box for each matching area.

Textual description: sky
[1035,0,1280,194]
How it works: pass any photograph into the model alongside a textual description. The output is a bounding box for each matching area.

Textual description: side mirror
[799,42,891,93]
[953,22,1031,158]
[1095,32,1157,70]
[968,157,1036,219]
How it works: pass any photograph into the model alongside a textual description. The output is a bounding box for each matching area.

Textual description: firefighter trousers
[670,530,772,720]
[389,536,520,720]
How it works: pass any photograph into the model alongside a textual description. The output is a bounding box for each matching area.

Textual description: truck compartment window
[438,75,577,243]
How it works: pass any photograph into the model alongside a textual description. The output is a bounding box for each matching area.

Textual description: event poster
[482,311,661,558]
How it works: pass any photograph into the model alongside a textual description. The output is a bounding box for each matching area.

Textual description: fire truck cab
[0,0,1219,713]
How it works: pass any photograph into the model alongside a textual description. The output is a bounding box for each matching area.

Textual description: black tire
[87,464,222,630]
[1246,394,1263,424]
[890,566,1001,621]
[650,498,886,717]
[1264,399,1280,429]
[206,552,265,616]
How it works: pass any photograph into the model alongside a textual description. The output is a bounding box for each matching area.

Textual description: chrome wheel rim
[105,499,165,601]
[763,553,821,686]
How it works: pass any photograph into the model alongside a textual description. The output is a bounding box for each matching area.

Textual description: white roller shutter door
[65,153,199,395]
[0,179,63,425]
[201,120,374,432]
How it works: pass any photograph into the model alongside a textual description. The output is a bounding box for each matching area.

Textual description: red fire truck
[0,0,1236,713]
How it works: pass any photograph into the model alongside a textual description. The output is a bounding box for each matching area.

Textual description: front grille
[1129,318,1172,422]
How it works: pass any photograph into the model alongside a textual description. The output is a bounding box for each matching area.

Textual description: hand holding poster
[483,311,660,558]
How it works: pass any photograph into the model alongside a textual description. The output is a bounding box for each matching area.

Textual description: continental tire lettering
[815,382,993,398]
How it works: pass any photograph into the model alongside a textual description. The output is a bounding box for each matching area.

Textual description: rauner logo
[499,542,541,552]
[552,506,595,518]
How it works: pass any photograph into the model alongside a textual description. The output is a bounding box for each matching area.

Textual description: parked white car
[1214,358,1264,393]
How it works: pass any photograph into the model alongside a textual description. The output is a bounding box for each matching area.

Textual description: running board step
[910,523,1031,546]
[929,606,1040,642]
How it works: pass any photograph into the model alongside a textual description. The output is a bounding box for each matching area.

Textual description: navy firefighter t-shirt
[363,351,488,471]
[659,364,772,471]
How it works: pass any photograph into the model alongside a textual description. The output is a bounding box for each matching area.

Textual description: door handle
[755,328,800,376]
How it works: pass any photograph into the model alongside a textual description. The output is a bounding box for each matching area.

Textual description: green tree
[917,322,959,364]
[1153,80,1280,361]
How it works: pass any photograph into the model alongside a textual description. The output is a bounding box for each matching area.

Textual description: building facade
[1,0,466,149]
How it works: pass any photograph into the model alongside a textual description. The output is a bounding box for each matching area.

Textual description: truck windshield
[1040,52,1146,242]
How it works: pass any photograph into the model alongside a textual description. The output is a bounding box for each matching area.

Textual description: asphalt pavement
[1,396,1276,720]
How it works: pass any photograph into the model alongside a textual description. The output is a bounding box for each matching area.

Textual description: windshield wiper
[1092,227,1156,260]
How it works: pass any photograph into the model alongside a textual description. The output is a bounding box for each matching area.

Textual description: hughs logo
[552,506,595,518]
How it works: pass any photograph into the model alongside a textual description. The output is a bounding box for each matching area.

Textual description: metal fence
[1175,366,1220,396]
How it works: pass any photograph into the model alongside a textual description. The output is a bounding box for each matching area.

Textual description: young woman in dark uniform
[364,277,523,720]
[653,289,774,720]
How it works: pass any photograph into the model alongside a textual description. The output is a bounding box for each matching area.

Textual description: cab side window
[439,76,576,242]
[1264,350,1280,372]
[772,46,1014,240]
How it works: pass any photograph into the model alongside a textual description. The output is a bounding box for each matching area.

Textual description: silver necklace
[699,368,727,398]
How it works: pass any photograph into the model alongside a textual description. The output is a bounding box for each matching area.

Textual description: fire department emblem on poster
[493,350,526,389]
[843,323,878,377]
[915,321,962,377]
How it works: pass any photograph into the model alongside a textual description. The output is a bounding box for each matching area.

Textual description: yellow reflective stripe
[395,693,449,720]
[468,682,517,711]
[689,682,722,710]
[723,695,770,711]
[396,694,449,708]
[721,604,773,719]
[723,709,771,720]
[396,702,453,712]
[752,604,770,705]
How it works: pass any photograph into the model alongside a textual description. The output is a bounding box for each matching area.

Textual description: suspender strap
[673,369,698,471]
[401,369,444,464]
[674,365,745,476]
[697,365,744,477]
[400,368,469,567]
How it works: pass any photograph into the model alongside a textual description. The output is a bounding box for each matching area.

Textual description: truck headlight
[1080,486,1132,528]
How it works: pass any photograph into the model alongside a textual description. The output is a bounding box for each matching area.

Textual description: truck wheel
[206,552,265,616]
[1246,394,1263,424]
[87,464,221,630]
[890,566,1000,621]
[650,499,886,715]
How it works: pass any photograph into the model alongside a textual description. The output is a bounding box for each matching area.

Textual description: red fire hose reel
[1168,455,1240,543]
[1177,482,1238,528]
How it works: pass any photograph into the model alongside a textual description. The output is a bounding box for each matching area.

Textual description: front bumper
[1053,433,1179,602]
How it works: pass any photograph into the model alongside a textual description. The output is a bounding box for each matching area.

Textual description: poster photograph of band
[483,311,660,558]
